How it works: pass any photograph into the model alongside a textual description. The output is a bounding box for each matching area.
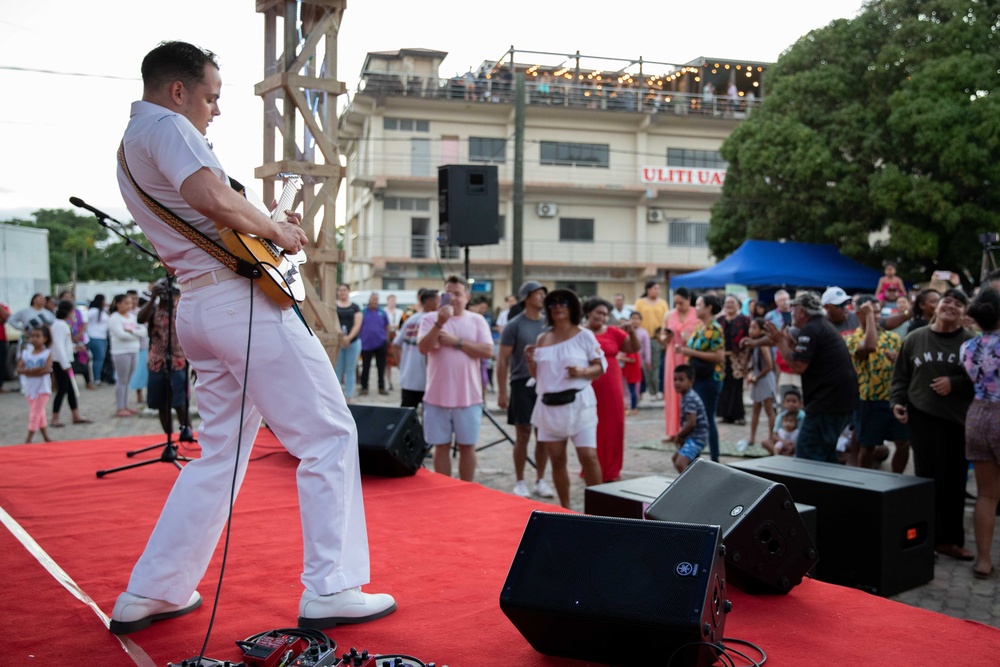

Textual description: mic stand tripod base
[96,437,193,478]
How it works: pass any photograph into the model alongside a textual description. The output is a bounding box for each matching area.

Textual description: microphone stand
[69,198,197,477]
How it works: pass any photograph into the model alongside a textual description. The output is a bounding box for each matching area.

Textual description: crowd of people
[339,264,1000,578]
[1,283,195,441]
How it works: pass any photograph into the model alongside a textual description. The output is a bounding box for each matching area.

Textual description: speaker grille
[503,513,719,626]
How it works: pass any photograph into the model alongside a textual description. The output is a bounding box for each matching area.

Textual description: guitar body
[217,228,306,308]
[218,174,306,309]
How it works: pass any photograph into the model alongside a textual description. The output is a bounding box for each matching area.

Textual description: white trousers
[127,278,370,605]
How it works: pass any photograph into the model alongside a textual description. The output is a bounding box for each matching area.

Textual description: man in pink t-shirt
[418,275,494,481]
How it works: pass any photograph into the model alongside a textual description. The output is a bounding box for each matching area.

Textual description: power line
[0,65,138,81]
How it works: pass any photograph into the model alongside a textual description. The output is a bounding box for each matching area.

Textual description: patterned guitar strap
[117,142,262,281]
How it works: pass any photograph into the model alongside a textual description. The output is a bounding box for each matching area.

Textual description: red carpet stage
[1,433,999,666]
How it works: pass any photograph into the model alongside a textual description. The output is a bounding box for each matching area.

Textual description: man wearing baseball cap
[497,281,554,498]
[821,286,859,336]
[764,291,858,462]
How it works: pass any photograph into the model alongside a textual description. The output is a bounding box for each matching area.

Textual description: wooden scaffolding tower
[255,0,347,362]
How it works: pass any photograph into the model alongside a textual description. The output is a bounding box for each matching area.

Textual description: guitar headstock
[278,173,303,192]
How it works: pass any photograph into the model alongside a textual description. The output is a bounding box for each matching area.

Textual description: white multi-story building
[338,48,767,304]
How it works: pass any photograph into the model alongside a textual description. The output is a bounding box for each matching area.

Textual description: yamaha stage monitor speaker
[586,475,818,567]
[500,511,730,667]
[584,475,674,519]
[730,457,934,596]
[645,459,818,594]
[347,405,426,477]
[437,164,499,246]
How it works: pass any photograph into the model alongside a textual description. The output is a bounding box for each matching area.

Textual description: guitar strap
[117,142,262,281]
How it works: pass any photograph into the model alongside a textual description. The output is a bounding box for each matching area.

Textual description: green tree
[4,209,160,284]
[710,0,1000,284]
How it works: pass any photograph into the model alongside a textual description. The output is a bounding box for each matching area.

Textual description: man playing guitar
[110,41,395,634]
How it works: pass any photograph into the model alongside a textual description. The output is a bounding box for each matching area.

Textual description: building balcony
[347,235,712,271]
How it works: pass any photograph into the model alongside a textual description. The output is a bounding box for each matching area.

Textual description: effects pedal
[242,633,309,667]
[336,648,432,667]
[287,645,338,667]
[167,659,246,667]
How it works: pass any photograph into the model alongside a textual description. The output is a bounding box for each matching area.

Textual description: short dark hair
[673,364,694,381]
[968,286,1000,331]
[582,297,612,315]
[30,324,52,347]
[700,293,722,315]
[141,41,219,91]
[941,287,969,306]
[444,275,467,292]
[55,299,75,320]
[854,294,878,309]
[673,287,691,302]
[543,289,582,326]
[782,387,802,402]
[419,289,438,305]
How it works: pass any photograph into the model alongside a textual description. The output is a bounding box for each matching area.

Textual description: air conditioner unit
[537,202,558,218]
[647,209,666,223]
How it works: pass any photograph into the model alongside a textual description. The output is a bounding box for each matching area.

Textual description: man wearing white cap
[821,286,859,336]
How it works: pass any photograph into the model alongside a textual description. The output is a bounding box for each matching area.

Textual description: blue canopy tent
[670,240,882,290]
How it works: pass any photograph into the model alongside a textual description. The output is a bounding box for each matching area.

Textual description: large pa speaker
[730,457,934,596]
[500,511,730,667]
[645,459,818,594]
[437,164,499,246]
[348,405,426,477]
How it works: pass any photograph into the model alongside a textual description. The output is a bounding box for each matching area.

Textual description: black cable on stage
[665,642,731,667]
[721,637,767,667]
[194,278,257,663]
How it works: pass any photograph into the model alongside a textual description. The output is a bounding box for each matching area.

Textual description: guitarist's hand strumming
[271,209,306,255]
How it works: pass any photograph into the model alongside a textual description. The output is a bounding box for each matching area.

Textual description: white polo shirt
[117,100,228,282]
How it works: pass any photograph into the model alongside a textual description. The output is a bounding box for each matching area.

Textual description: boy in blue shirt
[672,364,709,473]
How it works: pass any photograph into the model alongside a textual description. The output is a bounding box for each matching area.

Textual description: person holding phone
[417,276,494,481]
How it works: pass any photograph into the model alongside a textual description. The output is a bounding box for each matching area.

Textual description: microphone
[69,196,116,222]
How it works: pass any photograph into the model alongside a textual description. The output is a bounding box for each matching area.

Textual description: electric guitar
[217,174,306,309]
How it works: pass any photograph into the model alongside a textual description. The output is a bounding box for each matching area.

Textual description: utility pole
[512,72,526,292]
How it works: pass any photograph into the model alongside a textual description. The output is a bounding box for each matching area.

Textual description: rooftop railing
[355,71,761,117]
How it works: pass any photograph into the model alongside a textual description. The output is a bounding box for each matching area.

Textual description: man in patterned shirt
[845,294,909,471]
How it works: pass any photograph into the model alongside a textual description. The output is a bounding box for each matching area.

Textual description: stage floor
[1,433,999,666]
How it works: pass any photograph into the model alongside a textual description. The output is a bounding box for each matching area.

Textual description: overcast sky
[0,0,867,222]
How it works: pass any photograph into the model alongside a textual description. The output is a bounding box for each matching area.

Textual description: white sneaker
[513,480,531,497]
[298,587,396,629]
[735,439,749,453]
[534,479,556,498]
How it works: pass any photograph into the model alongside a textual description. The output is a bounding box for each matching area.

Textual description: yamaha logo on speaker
[730,505,745,517]
[675,561,699,577]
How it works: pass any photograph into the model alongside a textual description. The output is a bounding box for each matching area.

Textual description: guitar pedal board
[169,648,436,667]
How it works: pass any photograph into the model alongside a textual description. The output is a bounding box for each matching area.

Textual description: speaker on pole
[348,405,426,477]
[645,459,818,594]
[437,164,499,247]
[500,511,730,667]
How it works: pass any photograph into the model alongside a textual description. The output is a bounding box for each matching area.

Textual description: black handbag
[541,388,580,406]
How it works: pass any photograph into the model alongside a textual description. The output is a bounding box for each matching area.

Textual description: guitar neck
[271,176,303,223]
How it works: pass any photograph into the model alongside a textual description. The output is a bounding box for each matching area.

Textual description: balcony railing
[356,70,760,118]
[349,235,711,268]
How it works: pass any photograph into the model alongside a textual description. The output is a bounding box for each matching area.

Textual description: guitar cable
[193,277,257,663]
